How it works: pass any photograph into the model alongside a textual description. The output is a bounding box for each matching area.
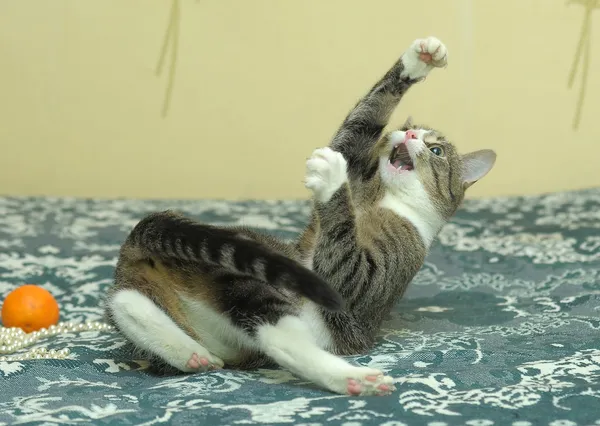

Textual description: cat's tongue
[392,159,413,171]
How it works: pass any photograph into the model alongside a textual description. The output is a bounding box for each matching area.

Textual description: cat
[295,36,497,358]
[105,36,496,397]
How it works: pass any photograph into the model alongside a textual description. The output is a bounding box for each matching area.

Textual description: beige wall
[1,0,599,200]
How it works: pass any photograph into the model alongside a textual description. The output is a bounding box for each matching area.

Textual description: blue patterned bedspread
[1,189,600,426]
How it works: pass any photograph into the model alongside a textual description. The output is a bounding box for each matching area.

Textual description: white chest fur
[379,191,443,248]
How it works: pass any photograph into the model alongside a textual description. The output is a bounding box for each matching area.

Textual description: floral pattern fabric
[1,189,600,425]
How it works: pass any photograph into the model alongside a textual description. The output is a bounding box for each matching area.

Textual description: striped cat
[105,36,496,396]
[297,37,496,357]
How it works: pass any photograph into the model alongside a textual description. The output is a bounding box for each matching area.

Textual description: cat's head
[374,116,496,219]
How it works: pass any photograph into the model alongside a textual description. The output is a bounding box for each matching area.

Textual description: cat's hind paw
[346,374,396,396]
[304,147,348,203]
[327,367,396,396]
[183,352,224,373]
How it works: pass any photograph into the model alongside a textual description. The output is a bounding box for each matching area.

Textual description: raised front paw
[401,36,448,80]
[304,147,348,203]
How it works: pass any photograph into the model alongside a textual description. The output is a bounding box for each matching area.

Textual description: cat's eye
[430,146,444,156]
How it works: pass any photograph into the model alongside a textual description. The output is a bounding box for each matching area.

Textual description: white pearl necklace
[0,321,113,362]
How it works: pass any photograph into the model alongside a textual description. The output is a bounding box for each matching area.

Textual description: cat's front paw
[401,36,448,80]
[305,147,348,203]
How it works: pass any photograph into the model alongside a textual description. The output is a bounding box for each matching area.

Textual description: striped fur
[298,37,496,355]
[118,210,342,310]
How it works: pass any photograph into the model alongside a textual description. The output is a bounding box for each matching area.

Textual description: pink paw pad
[419,52,433,63]
[185,353,218,371]
[186,353,201,369]
[347,379,362,396]
[378,384,390,392]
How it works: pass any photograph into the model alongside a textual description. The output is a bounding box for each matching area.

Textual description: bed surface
[1,188,600,425]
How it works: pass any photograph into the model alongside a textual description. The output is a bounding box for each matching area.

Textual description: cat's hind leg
[108,289,224,372]
[255,314,395,396]
[208,273,395,395]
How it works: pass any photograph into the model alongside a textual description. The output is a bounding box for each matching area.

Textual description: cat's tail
[122,210,343,311]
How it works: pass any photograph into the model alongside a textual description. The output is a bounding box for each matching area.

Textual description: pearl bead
[0,321,112,360]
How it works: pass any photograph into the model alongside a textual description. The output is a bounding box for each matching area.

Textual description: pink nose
[405,130,418,142]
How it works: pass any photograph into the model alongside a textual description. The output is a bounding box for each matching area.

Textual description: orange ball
[1,285,60,333]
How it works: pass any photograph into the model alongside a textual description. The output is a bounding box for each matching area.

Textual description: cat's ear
[402,116,414,129]
[461,149,496,189]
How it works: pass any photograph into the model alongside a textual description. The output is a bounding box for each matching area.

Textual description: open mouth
[388,143,414,171]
